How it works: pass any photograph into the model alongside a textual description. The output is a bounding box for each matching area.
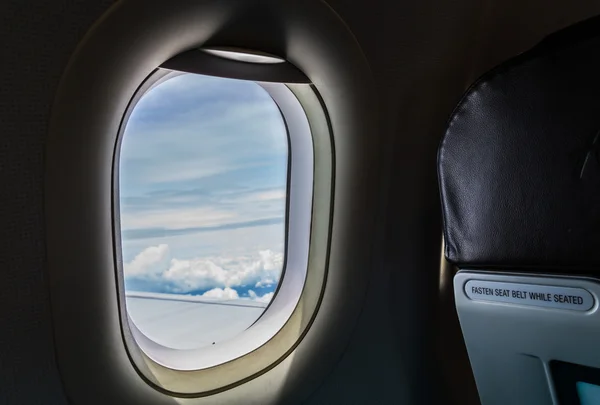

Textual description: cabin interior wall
[1,0,600,404]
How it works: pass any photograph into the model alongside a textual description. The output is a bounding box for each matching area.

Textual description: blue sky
[119,73,288,302]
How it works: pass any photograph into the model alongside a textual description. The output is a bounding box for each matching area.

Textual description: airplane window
[118,73,288,350]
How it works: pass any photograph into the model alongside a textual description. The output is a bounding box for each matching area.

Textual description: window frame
[45,1,377,402]
[113,68,314,371]
[106,51,336,394]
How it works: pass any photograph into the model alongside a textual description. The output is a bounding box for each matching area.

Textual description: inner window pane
[118,73,288,350]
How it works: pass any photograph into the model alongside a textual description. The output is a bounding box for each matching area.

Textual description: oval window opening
[118,72,289,351]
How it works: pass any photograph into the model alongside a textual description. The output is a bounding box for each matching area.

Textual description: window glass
[119,73,288,350]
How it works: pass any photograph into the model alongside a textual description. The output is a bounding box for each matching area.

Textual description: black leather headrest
[438,16,600,273]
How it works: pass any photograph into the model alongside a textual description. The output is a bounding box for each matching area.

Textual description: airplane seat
[438,15,600,405]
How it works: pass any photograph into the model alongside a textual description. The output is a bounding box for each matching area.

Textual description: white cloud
[254,190,286,201]
[225,189,286,204]
[255,278,275,288]
[248,290,275,304]
[201,287,239,300]
[121,222,285,264]
[124,244,169,277]
[124,245,283,295]
[143,158,232,184]
[121,207,235,231]
[257,292,275,303]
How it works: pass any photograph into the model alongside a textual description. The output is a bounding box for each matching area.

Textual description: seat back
[439,15,600,405]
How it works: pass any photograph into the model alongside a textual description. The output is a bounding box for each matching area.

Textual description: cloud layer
[124,244,282,303]
[119,73,287,306]
[201,287,240,300]
[119,73,288,244]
